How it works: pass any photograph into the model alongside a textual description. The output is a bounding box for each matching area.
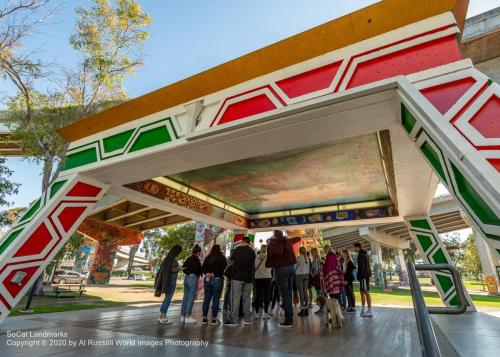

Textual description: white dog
[324,297,344,328]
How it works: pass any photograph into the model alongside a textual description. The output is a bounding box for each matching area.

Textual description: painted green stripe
[103,129,135,153]
[410,219,432,230]
[436,274,453,294]
[63,147,98,170]
[448,294,459,306]
[19,198,41,222]
[432,248,448,264]
[416,234,433,252]
[401,105,417,134]
[0,229,23,255]
[166,118,179,138]
[451,163,500,226]
[49,180,67,199]
[420,141,447,184]
[129,126,171,152]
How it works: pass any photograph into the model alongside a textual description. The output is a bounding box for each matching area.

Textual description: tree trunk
[41,153,53,192]
[127,245,139,275]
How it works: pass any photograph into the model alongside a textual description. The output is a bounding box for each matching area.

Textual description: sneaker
[223,321,239,327]
[277,322,293,328]
[360,311,367,317]
[364,311,373,318]
[180,316,185,323]
[262,313,269,320]
[202,318,208,326]
[243,320,252,325]
[158,317,171,324]
[347,309,356,314]
[253,311,261,319]
[211,318,221,326]
[184,317,197,324]
[314,309,324,315]
[280,308,285,316]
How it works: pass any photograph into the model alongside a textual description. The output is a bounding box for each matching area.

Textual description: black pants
[253,278,272,313]
[345,282,356,309]
[270,280,281,310]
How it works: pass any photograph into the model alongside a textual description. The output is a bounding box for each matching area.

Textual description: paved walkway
[1,304,421,357]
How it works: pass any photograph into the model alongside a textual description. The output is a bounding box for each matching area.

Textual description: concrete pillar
[397,248,409,286]
[474,228,499,294]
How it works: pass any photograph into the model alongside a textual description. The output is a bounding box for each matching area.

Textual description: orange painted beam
[59,0,468,142]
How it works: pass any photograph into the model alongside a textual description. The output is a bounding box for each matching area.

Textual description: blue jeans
[160,273,178,314]
[276,265,294,325]
[181,274,198,315]
[202,277,223,318]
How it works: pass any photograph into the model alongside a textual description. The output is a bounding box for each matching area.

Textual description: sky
[2,0,499,217]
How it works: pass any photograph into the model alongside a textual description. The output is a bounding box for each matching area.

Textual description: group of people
[154,230,373,328]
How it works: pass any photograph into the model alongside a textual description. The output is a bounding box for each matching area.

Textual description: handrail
[407,262,441,357]
[413,263,468,315]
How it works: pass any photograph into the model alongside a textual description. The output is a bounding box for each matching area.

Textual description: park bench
[52,283,87,298]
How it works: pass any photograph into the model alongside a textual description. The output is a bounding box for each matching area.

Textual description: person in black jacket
[354,242,372,317]
[341,249,356,313]
[181,245,202,324]
[155,245,182,324]
[224,237,256,326]
[201,244,227,326]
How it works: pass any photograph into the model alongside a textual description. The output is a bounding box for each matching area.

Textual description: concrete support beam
[359,227,410,250]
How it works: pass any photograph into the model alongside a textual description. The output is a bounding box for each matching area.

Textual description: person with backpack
[253,244,272,319]
[154,245,182,324]
[201,244,227,325]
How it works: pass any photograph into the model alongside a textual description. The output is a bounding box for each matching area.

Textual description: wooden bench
[52,283,87,298]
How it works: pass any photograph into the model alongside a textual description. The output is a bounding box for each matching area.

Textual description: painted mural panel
[170,134,389,214]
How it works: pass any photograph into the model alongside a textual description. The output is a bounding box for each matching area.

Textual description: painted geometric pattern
[406,216,474,308]
[403,68,500,244]
[0,175,108,322]
[210,24,461,127]
[62,117,180,172]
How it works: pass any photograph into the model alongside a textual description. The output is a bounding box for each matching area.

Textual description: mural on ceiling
[170,133,390,214]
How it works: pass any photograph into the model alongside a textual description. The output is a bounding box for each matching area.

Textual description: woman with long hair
[310,247,324,314]
[201,244,227,325]
[341,249,356,313]
[155,245,182,324]
[253,244,273,319]
[295,246,310,316]
[181,244,202,324]
[322,245,344,301]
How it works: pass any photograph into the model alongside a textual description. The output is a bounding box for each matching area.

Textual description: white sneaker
[184,317,197,324]
[158,317,171,324]
[180,316,185,323]
[243,320,252,325]
[364,311,373,318]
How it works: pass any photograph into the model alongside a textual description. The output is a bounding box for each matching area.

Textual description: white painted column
[474,229,500,294]
[398,249,408,272]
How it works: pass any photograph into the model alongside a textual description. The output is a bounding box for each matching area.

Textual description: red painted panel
[218,94,277,125]
[420,77,476,114]
[58,206,87,232]
[346,35,462,89]
[487,158,500,173]
[67,182,102,197]
[469,96,500,139]
[3,266,39,298]
[13,223,53,257]
[276,61,342,98]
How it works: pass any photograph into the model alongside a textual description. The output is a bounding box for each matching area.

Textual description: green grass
[9,292,124,317]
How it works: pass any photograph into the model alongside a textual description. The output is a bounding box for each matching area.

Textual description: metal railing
[407,262,468,357]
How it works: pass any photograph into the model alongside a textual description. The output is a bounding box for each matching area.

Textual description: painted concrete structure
[0,0,499,322]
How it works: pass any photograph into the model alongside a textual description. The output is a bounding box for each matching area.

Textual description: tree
[459,234,482,280]
[0,206,25,229]
[141,228,165,271]
[441,232,463,266]
[4,0,151,192]
[158,223,196,261]
[0,158,19,210]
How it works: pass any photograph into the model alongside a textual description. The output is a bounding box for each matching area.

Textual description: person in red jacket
[266,230,297,328]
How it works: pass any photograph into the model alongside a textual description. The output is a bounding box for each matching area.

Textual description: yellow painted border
[59,0,468,142]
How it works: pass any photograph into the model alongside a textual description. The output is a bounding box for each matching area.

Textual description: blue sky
[2,0,499,209]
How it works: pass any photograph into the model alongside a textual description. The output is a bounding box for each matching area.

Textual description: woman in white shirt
[295,246,310,316]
